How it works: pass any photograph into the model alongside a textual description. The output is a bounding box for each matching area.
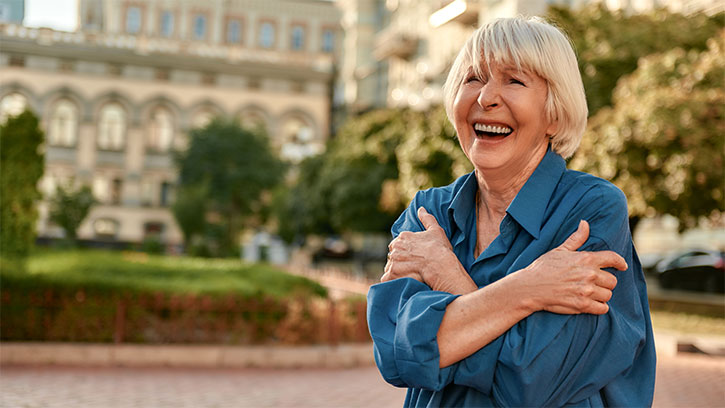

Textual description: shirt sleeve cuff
[393,290,460,390]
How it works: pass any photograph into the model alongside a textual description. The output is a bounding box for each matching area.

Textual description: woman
[367,17,656,407]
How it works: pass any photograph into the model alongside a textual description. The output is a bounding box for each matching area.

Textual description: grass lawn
[1,249,327,299]
[650,310,725,337]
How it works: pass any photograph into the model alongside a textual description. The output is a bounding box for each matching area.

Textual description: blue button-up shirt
[367,150,656,407]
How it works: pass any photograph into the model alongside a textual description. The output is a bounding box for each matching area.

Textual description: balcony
[374,28,418,60]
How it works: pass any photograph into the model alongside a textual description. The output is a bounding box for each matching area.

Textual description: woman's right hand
[516,220,626,315]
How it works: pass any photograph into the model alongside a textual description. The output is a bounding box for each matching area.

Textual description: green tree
[0,110,45,261]
[175,118,285,256]
[571,32,724,231]
[276,106,472,238]
[547,5,723,116]
[49,182,95,242]
[396,105,472,202]
[171,183,208,248]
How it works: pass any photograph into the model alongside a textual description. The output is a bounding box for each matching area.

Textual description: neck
[475,147,547,222]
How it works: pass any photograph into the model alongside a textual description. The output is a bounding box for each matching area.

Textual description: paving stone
[1,354,723,407]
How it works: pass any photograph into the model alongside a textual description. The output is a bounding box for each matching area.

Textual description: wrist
[505,270,541,315]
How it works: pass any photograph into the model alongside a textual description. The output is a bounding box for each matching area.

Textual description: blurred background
[0,0,723,407]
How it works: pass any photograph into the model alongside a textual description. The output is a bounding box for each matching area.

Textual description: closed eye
[510,77,525,86]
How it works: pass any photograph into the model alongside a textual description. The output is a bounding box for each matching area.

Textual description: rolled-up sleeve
[368,279,460,389]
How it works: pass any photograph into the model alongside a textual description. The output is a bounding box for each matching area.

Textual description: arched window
[192,109,214,128]
[227,20,241,44]
[160,11,174,37]
[322,29,335,53]
[291,25,305,51]
[126,6,141,34]
[193,14,206,40]
[48,99,78,147]
[259,22,275,48]
[279,116,319,163]
[148,106,174,151]
[239,110,267,133]
[0,92,28,124]
[98,103,126,150]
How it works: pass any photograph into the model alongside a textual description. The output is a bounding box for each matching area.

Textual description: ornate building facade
[0,0,341,246]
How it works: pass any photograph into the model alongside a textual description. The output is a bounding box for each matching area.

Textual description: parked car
[655,250,725,293]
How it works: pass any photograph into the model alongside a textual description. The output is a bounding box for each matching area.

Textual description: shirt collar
[447,149,566,240]
[506,149,566,239]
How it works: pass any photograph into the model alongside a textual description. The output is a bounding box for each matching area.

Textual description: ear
[546,117,559,138]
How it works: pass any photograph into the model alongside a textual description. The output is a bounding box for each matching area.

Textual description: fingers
[590,285,613,303]
[589,250,628,271]
[417,207,441,231]
[558,220,590,251]
[594,268,618,290]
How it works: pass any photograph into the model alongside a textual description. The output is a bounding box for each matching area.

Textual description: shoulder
[392,172,473,237]
[558,169,628,217]
[413,172,471,207]
[551,170,631,252]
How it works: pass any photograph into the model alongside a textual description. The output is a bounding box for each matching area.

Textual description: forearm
[437,272,535,368]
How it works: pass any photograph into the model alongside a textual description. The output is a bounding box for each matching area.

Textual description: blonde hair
[442,16,587,159]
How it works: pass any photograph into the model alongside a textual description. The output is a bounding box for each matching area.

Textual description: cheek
[452,90,474,128]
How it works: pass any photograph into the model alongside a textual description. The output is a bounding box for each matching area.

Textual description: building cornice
[0,25,335,82]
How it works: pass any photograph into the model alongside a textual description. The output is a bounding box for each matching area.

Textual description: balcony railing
[0,23,335,73]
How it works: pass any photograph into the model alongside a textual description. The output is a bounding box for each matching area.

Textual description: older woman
[367,17,656,407]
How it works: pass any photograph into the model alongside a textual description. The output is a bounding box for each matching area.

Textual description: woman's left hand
[381,207,477,295]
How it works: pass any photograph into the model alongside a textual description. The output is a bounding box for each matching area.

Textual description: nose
[477,81,501,110]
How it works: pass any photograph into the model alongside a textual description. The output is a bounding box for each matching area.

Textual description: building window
[48,99,78,147]
[227,19,241,44]
[141,180,154,207]
[126,6,141,34]
[143,222,164,239]
[259,22,275,48]
[98,103,126,150]
[93,176,109,203]
[0,92,28,124]
[193,14,206,40]
[239,110,267,132]
[8,55,25,67]
[148,106,174,151]
[160,181,173,207]
[160,11,174,37]
[93,218,119,239]
[192,109,214,128]
[291,25,305,51]
[111,178,122,205]
[279,117,318,163]
[322,29,335,53]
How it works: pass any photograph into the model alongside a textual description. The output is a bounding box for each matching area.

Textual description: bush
[0,250,371,344]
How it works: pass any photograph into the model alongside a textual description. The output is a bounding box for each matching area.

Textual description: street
[1,354,722,407]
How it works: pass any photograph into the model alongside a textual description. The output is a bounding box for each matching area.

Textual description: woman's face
[452,61,557,178]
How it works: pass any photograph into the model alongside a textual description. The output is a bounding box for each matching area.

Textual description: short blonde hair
[442,16,587,159]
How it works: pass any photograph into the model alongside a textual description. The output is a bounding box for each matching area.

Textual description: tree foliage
[276,107,471,238]
[548,5,724,115]
[0,110,45,260]
[175,118,286,255]
[571,31,724,230]
[49,182,95,241]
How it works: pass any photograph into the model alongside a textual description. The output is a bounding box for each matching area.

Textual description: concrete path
[2,354,723,408]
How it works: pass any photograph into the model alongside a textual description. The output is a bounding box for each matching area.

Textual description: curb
[654,331,725,358]
[0,342,376,369]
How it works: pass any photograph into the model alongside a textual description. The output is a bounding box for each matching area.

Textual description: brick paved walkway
[1,354,723,407]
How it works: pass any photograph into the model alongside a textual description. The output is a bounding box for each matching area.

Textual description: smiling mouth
[473,123,513,138]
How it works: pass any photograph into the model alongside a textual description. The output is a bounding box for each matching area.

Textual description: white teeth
[474,123,512,134]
